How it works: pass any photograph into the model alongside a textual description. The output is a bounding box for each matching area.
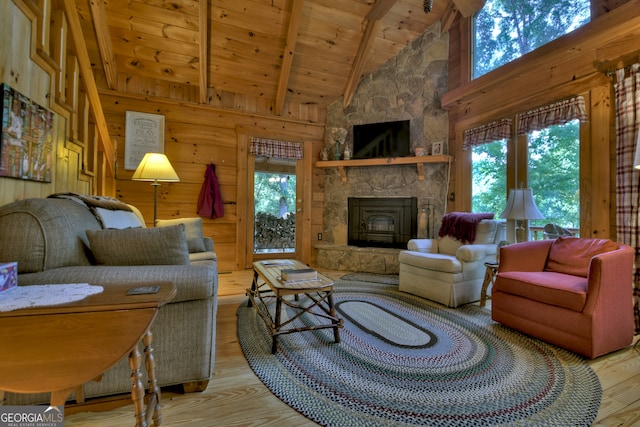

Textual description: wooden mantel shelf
[315,155,452,183]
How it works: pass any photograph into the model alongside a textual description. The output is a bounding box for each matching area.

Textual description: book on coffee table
[281,268,317,282]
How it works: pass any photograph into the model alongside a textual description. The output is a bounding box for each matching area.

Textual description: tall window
[472,140,507,214]
[473,0,590,79]
[470,98,585,236]
[466,119,511,214]
[528,122,580,229]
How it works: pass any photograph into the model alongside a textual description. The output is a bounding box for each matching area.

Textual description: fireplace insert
[348,197,417,249]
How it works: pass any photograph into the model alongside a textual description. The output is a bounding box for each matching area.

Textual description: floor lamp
[499,187,544,243]
[132,152,180,226]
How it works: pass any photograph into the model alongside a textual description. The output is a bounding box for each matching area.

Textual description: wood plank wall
[1,0,328,273]
[100,91,326,272]
[0,0,115,206]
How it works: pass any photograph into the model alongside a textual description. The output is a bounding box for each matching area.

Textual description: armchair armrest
[498,240,553,272]
[407,239,438,253]
[457,244,496,262]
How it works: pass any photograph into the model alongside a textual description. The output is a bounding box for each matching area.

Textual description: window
[473,0,590,79]
[254,166,297,254]
[470,98,585,238]
[465,118,511,214]
[472,139,507,214]
[527,122,580,230]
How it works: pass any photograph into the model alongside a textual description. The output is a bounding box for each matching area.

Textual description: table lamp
[132,152,180,226]
[499,187,544,243]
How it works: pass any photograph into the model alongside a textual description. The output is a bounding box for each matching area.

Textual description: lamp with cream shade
[132,152,180,226]
[499,187,544,243]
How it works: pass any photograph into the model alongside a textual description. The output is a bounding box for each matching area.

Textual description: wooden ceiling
[73,0,483,114]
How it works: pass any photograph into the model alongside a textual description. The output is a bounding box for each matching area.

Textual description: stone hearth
[315,245,401,275]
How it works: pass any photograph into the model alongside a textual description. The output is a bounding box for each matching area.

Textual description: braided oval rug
[237,279,601,427]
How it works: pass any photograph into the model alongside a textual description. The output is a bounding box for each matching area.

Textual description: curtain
[614,63,640,334]
[250,137,303,159]
[517,96,588,135]
[463,118,512,150]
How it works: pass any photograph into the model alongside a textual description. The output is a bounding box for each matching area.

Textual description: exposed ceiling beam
[343,0,399,107]
[342,18,382,108]
[275,0,304,116]
[63,0,115,172]
[441,1,460,33]
[199,0,208,104]
[366,0,399,20]
[88,0,117,90]
[452,0,485,17]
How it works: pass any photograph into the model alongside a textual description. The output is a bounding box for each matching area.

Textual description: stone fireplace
[315,161,447,274]
[315,23,450,274]
[348,197,417,249]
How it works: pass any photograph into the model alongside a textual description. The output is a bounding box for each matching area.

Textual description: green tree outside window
[473,0,590,79]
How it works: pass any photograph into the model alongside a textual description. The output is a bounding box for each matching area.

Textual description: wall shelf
[315,155,452,183]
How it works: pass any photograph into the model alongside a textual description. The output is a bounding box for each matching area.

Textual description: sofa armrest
[583,244,634,315]
[203,237,214,252]
[407,239,438,253]
[456,244,496,262]
[498,240,553,272]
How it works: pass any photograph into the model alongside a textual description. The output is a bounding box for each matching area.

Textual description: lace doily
[0,284,104,312]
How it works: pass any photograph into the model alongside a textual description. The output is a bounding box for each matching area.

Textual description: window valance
[517,96,587,135]
[250,137,303,160]
[463,118,512,150]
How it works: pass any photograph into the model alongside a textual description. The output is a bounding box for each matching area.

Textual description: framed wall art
[0,83,54,182]
[431,141,443,156]
[125,111,165,170]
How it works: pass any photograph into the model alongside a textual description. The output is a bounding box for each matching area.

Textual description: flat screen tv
[352,120,411,159]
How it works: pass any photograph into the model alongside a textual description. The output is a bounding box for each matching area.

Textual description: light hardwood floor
[64,268,640,426]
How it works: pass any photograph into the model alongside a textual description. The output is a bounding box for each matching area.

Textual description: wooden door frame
[236,128,312,270]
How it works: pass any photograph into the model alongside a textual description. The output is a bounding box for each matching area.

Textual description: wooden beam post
[89,0,117,90]
[275,0,304,116]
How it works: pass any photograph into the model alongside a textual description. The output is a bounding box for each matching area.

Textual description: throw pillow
[86,224,189,265]
[546,236,619,277]
[156,217,206,253]
[95,207,144,229]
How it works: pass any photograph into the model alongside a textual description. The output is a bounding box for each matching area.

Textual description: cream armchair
[399,219,506,307]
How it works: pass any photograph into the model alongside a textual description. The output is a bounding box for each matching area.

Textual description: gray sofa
[0,197,218,405]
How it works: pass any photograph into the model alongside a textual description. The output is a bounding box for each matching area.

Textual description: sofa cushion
[399,250,462,274]
[546,236,618,277]
[496,271,588,311]
[87,225,189,266]
[438,236,463,255]
[474,220,497,244]
[156,217,206,253]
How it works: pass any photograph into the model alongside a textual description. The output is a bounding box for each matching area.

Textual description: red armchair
[492,237,634,358]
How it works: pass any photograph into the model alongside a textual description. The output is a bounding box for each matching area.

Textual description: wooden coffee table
[248,260,343,353]
[0,281,176,427]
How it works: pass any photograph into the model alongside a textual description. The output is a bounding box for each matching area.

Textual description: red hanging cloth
[197,163,224,218]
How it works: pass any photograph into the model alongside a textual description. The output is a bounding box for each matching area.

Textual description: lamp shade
[499,188,544,220]
[131,153,180,182]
